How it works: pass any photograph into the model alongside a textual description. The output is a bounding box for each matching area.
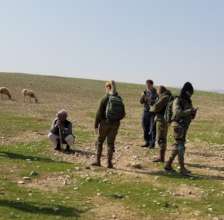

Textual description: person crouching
[48,110,74,153]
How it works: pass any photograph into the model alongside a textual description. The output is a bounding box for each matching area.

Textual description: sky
[0,0,223,91]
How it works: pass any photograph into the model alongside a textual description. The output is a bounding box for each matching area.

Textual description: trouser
[156,120,168,151]
[48,133,74,148]
[142,111,156,146]
[166,124,189,168]
[95,120,120,164]
[155,120,168,161]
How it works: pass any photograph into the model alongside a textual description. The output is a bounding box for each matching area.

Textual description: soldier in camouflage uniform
[150,86,172,162]
[92,81,125,169]
[165,82,198,176]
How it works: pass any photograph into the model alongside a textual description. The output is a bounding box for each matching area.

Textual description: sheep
[0,87,12,100]
[22,89,38,103]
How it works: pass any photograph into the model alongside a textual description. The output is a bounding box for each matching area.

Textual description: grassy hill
[0,72,223,220]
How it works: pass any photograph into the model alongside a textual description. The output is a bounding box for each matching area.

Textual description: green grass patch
[0,113,48,137]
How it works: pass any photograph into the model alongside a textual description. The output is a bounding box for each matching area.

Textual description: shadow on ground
[186,163,224,172]
[0,151,71,164]
[0,199,85,217]
[117,166,224,181]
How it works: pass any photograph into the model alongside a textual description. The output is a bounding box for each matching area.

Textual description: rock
[53,207,59,212]
[131,162,143,169]
[30,171,39,177]
[208,207,213,212]
[26,159,32,163]
[112,193,125,199]
[154,176,159,181]
[18,181,25,184]
[85,177,92,182]
[74,167,80,171]
[23,177,31,181]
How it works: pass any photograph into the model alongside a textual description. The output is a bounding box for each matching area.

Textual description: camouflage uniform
[150,90,172,162]
[165,95,195,174]
[93,93,122,168]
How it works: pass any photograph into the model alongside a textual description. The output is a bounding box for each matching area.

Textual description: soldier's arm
[140,93,146,104]
[150,96,169,113]
[94,96,108,129]
[50,119,58,133]
[172,98,192,120]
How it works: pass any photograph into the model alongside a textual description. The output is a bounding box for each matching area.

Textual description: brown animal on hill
[22,89,38,103]
[0,87,12,100]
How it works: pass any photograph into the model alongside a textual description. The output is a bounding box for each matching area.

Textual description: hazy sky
[0,0,223,90]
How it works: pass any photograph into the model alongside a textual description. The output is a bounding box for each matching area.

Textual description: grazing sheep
[0,87,12,100]
[22,89,38,103]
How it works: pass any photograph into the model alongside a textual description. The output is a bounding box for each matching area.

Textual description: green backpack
[164,95,176,123]
[106,95,125,122]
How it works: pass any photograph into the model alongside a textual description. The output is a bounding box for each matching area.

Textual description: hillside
[0,72,223,220]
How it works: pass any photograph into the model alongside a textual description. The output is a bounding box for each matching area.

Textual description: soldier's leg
[48,133,61,150]
[148,114,156,148]
[142,112,150,146]
[154,121,168,162]
[107,123,120,169]
[92,121,108,166]
[165,125,180,171]
[151,114,157,148]
[177,127,191,175]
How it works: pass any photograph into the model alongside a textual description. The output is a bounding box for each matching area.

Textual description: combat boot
[153,149,165,163]
[92,144,102,167]
[164,149,178,172]
[107,146,114,169]
[179,159,191,176]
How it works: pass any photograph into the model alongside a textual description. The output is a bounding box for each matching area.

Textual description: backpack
[106,95,125,122]
[164,95,176,123]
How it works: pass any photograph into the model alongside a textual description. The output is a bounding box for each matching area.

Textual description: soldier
[150,86,172,162]
[164,82,198,175]
[48,110,74,153]
[92,80,125,169]
[140,80,158,148]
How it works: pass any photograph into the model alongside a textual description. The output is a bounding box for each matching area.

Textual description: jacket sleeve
[172,98,192,120]
[95,96,108,128]
[140,93,146,104]
[150,95,169,113]
[50,119,58,133]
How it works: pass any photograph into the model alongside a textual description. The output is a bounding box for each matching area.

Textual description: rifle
[58,124,63,148]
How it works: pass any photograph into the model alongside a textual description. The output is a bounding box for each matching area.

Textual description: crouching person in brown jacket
[92,81,125,169]
[48,110,74,153]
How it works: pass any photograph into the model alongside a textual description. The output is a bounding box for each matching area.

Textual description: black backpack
[106,95,125,121]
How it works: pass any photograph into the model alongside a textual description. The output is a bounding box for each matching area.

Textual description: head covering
[180,82,194,98]
[157,85,167,95]
[105,80,117,95]
[57,109,68,119]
